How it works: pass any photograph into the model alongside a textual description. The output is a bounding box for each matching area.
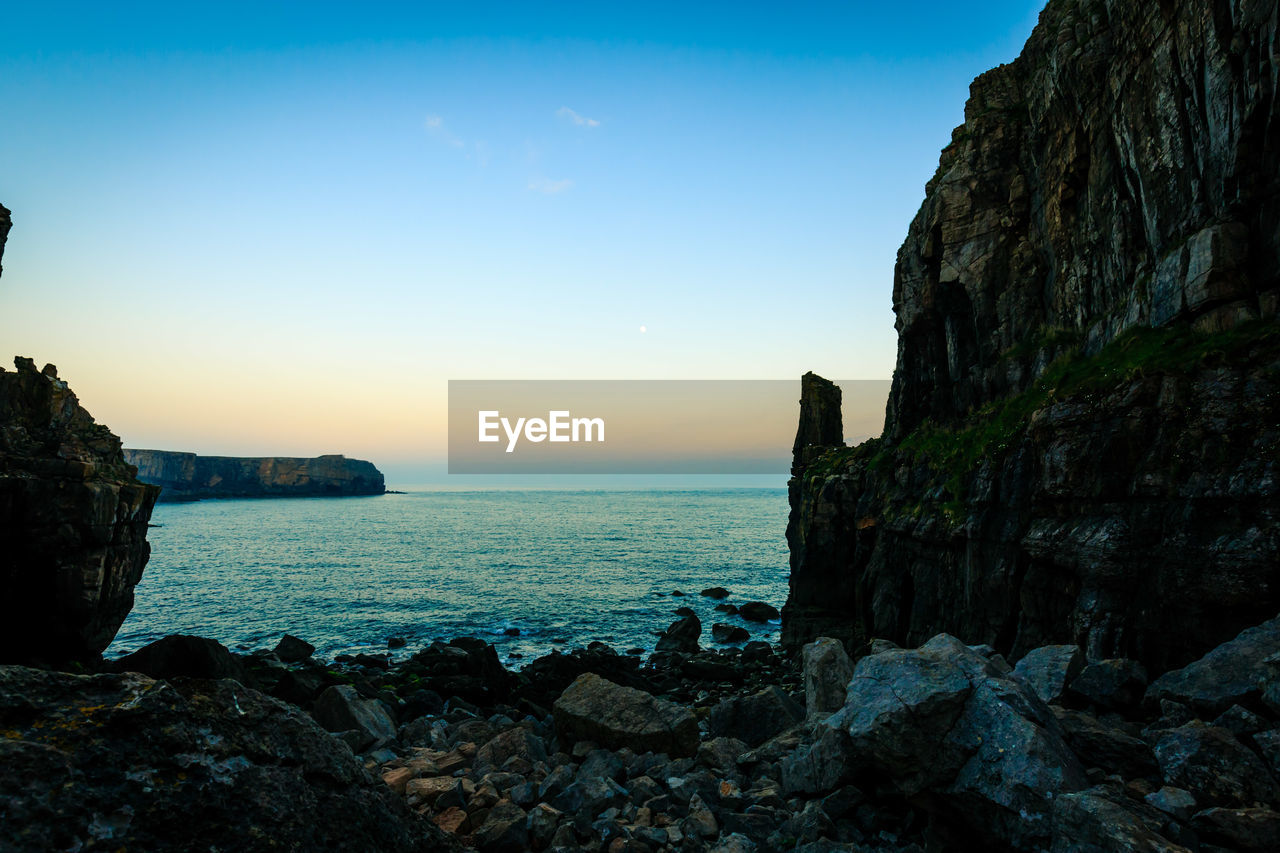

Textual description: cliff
[1,364,159,664]
[785,0,1280,673]
[123,449,385,501]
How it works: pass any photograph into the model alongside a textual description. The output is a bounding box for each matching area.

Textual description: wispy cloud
[424,114,464,148]
[528,177,574,194]
[557,106,600,128]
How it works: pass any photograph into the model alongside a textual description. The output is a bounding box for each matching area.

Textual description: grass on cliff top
[856,319,1280,510]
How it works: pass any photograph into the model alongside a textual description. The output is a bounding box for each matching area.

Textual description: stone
[655,614,701,653]
[553,673,698,757]
[472,801,528,853]
[1069,659,1148,713]
[526,802,563,848]
[1146,615,1280,717]
[712,623,750,643]
[1053,708,1158,778]
[113,635,247,683]
[433,806,468,835]
[405,776,457,806]
[738,602,781,623]
[550,775,626,818]
[1191,807,1280,853]
[701,587,731,599]
[802,637,854,719]
[313,685,397,751]
[1050,790,1191,853]
[0,665,452,851]
[1013,645,1085,705]
[474,727,547,777]
[830,634,1086,848]
[273,634,315,663]
[696,736,747,772]
[1212,704,1265,737]
[0,357,159,664]
[123,449,385,501]
[1153,723,1280,808]
[1144,787,1197,822]
[781,723,853,795]
[707,685,804,747]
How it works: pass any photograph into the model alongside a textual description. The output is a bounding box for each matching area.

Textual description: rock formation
[785,0,1280,672]
[123,448,385,500]
[0,202,10,278]
[0,207,159,664]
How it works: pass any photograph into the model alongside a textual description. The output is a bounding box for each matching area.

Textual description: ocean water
[110,488,792,666]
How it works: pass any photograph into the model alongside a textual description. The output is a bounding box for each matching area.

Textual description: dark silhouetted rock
[1013,645,1085,705]
[123,448,385,501]
[738,602,780,623]
[1053,708,1158,778]
[1050,789,1189,853]
[782,0,1280,674]
[656,614,701,653]
[712,623,750,644]
[313,685,397,751]
[553,673,698,757]
[0,665,453,852]
[802,637,853,719]
[1146,614,1280,716]
[1192,807,1280,853]
[1069,659,1148,713]
[0,358,159,664]
[273,634,315,663]
[701,587,730,599]
[708,685,803,747]
[829,634,1086,848]
[113,635,246,683]
[1153,723,1280,808]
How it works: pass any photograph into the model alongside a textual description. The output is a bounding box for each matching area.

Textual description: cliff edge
[123,449,386,501]
[785,0,1280,673]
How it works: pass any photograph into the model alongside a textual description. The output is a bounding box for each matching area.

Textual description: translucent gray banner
[448,379,889,474]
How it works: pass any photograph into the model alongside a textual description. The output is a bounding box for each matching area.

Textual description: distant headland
[123,449,385,501]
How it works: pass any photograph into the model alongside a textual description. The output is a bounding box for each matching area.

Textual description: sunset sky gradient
[0,2,1044,481]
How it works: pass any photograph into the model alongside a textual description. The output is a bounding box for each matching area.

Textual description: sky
[0,1,1045,480]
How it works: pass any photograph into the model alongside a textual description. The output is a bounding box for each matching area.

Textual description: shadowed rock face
[0,357,160,664]
[0,203,10,277]
[785,0,1280,671]
[124,448,385,500]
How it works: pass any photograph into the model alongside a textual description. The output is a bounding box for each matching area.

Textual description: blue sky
[0,1,1045,474]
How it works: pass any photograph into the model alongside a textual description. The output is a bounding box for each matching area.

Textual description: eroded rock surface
[124,448,385,500]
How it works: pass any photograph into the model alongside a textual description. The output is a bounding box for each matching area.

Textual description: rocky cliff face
[124,449,385,500]
[0,359,160,664]
[785,0,1280,673]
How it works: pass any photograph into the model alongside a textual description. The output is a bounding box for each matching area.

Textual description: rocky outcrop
[0,357,159,664]
[785,0,1280,672]
[0,203,10,277]
[0,665,453,852]
[123,448,385,500]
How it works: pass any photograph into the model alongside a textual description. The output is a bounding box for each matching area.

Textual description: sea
[109,488,792,668]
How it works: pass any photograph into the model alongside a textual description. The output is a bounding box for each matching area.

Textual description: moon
[639,325,647,333]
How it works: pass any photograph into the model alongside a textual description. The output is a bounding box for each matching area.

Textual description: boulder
[708,685,804,747]
[113,635,247,683]
[781,724,853,795]
[1069,659,1148,713]
[1053,708,1158,778]
[1191,807,1280,852]
[553,672,698,757]
[273,634,315,663]
[700,587,731,599]
[0,665,452,851]
[655,614,701,653]
[829,634,1087,848]
[738,602,781,623]
[1013,645,1085,705]
[802,637,853,719]
[712,623,750,644]
[1050,789,1191,853]
[1153,723,1280,808]
[0,358,159,664]
[312,685,397,751]
[1146,615,1280,717]
[472,801,528,853]
[474,727,548,777]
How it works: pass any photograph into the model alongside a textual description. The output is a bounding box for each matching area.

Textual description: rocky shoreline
[8,612,1280,851]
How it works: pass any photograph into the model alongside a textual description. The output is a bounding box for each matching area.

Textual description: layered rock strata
[785,0,1280,671]
[124,448,385,500]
